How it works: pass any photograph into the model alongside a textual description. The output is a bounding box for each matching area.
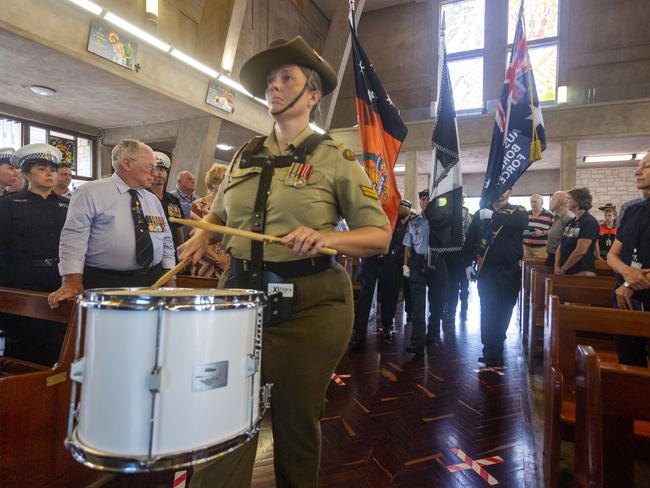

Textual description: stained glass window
[508,0,559,43]
[441,0,485,54]
[529,44,557,101]
[448,57,484,111]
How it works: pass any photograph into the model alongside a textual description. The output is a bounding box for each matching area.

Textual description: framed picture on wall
[88,18,139,71]
[49,135,76,170]
[206,81,235,114]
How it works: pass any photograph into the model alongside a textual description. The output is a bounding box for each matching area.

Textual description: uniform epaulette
[335,143,357,162]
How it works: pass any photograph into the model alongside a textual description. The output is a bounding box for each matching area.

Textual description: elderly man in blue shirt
[48,139,175,308]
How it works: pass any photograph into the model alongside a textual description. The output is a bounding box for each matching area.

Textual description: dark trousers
[83,264,165,289]
[444,252,465,314]
[477,265,520,360]
[408,253,447,346]
[354,255,400,333]
[545,252,555,267]
[614,295,649,367]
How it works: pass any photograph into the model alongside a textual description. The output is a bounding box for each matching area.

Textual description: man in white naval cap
[48,139,175,308]
[0,147,18,196]
[149,151,184,255]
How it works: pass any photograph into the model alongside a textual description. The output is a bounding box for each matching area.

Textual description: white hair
[111,139,144,171]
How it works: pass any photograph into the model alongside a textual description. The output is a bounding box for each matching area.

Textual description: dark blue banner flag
[480,2,546,208]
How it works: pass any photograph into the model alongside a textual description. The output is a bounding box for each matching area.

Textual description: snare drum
[65,288,270,472]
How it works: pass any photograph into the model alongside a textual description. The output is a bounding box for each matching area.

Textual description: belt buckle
[44,258,55,267]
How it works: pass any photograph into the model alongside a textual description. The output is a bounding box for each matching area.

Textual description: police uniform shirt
[464,204,529,267]
[558,211,599,274]
[0,188,69,289]
[211,126,389,261]
[402,214,429,256]
[59,172,175,275]
[614,198,650,301]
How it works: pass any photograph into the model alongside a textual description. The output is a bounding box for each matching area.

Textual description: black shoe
[349,330,366,350]
[478,356,487,364]
[406,343,424,355]
[381,329,393,343]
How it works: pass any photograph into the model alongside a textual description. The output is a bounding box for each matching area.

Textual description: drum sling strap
[237,132,331,324]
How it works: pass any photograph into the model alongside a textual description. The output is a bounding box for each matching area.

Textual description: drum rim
[79,287,265,311]
[66,422,261,473]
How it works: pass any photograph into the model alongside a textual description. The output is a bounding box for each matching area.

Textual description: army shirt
[211,126,389,261]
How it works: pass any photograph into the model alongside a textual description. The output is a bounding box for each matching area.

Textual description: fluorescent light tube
[309,123,325,135]
[170,49,219,78]
[104,12,170,51]
[67,0,103,15]
[583,154,634,163]
[218,75,253,97]
[216,144,234,150]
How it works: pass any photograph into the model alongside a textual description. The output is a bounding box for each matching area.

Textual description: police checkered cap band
[0,147,14,164]
[10,143,62,169]
[153,151,171,169]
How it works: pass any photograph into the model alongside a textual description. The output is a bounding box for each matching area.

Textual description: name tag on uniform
[145,215,166,232]
[267,283,294,298]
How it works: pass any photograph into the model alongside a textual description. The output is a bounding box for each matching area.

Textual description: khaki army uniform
[189,126,388,488]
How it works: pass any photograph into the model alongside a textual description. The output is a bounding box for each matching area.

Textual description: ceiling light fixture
[635,152,648,160]
[583,154,634,163]
[393,165,406,172]
[218,75,253,97]
[104,12,170,51]
[216,144,234,151]
[29,85,57,96]
[66,0,103,15]
[145,0,159,17]
[170,49,219,78]
[309,123,326,135]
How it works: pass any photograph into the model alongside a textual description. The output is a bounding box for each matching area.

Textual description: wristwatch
[623,282,630,288]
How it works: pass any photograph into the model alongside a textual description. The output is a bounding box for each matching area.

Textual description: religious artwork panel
[441,0,485,54]
[508,0,559,43]
[529,44,558,102]
[448,57,484,111]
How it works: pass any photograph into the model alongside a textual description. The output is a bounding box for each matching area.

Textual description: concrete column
[317,0,366,129]
[483,0,508,106]
[170,116,222,195]
[195,0,236,68]
[560,139,578,190]
[404,151,418,205]
[220,0,248,73]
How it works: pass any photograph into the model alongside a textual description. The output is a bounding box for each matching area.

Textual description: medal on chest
[146,215,165,232]
[167,203,182,218]
[285,162,313,188]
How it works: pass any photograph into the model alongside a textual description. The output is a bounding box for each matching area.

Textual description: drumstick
[150,257,192,289]
[169,217,338,257]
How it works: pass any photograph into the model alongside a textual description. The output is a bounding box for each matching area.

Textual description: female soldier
[0,143,68,365]
[179,36,391,488]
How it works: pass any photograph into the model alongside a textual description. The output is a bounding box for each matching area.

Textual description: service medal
[294,163,313,188]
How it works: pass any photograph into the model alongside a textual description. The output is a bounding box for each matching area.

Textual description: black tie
[129,189,154,268]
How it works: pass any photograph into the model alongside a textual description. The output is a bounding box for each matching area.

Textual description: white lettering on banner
[498,129,528,185]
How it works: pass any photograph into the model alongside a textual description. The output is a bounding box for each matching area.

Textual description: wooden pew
[520,258,549,339]
[526,271,616,372]
[542,297,650,488]
[0,288,100,488]
[575,345,650,488]
[176,274,221,288]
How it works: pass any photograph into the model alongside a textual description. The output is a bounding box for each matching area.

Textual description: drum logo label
[192,361,228,392]
[267,283,294,297]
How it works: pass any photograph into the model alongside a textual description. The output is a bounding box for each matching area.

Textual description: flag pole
[431,12,446,196]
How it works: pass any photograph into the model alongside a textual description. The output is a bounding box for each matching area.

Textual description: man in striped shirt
[523,193,553,260]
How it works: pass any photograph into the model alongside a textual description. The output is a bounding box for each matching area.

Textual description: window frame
[1,113,99,180]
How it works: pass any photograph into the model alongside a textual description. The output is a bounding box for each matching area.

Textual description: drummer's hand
[178,230,210,264]
[48,274,84,309]
[281,226,328,256]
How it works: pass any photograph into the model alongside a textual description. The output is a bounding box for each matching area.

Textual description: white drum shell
[77,301,261,457]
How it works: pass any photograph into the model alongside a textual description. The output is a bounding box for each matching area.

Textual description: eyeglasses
[126,156,156,173]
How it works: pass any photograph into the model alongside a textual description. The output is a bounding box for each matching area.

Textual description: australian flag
[480,1,546,208]
[350,8,407,230]
[430,22,463,251]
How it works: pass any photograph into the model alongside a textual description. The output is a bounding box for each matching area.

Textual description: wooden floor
[252,284,539,488]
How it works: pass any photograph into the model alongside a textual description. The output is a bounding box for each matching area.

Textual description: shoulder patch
[360,184,378,199]
[342,148,356,161]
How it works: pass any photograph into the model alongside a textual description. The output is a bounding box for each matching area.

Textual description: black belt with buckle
[230,255,334,279]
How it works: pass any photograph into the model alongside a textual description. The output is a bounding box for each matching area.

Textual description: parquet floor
[252,284,539,488]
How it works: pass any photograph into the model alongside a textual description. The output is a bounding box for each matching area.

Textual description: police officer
[350,200,411,348]
[149,151,184,254]
[48,139,175,308]
[403,189,440,355]
[0,144,69,364]
[463,188,528,367]
[179,36,391,488]
[0,147,17,196]
[607,153,650,366]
